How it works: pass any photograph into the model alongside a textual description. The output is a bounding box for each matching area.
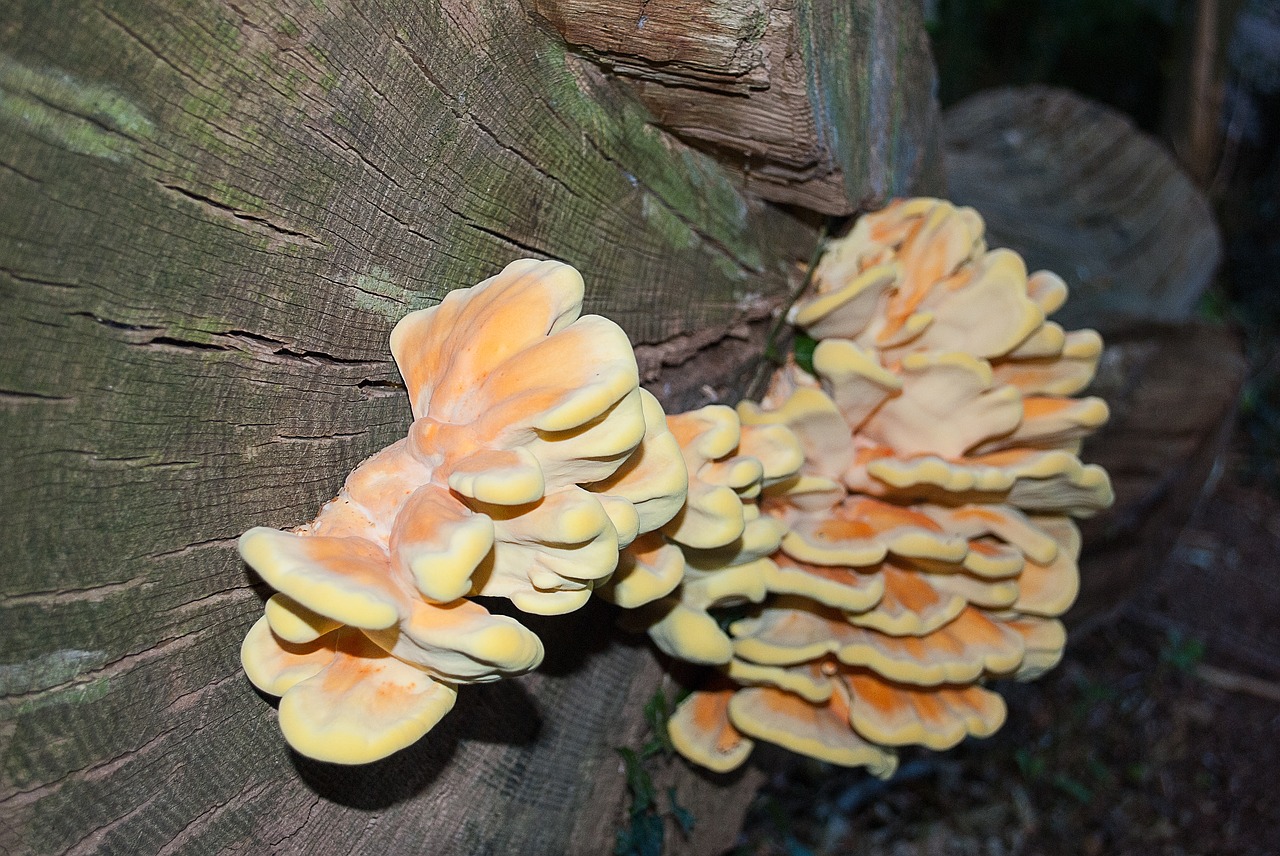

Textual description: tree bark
[528,0,940,214]
[0,2,937,853]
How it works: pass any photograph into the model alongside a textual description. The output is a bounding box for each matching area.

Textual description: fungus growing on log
[239,259,688,763]
[664,198,1113,775]
[239,200,1108,773]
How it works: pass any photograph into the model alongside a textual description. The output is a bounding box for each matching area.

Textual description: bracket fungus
[662,198,1113,776]
[239,198,1111,777]
[239,259,688,763]
[612,405,805,666]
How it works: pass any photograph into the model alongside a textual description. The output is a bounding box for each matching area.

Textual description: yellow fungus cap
[728,685,898,777]
[668,685,755,773]
[597,532,686,609]
[241,259,697,763]
[663,199,1111,778]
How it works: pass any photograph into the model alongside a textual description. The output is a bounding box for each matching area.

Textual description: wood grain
[0,1,935,853]
[943,86,1222,332]
[1074,323,1246,626]
[530,0,941,214]
[940,86,1239,627]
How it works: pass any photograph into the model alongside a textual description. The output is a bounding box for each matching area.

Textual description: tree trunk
[0,2,938,853]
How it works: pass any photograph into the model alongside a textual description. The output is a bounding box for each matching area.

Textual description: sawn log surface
[0,2,937,854]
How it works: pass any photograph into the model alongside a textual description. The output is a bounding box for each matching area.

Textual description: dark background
[735,2,1280,853]
[934,0,1280,491]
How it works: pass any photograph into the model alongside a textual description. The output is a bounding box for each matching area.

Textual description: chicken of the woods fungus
[238,259,688,764]
[658,198,1113,776]
[238,197,1111,774]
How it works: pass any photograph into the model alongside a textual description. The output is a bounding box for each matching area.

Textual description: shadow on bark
[290,677,545,809]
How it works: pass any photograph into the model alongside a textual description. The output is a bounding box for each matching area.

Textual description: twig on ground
[1195,663,1280,704]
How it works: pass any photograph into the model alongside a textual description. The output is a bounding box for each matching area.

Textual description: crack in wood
[151,780,276,856]
[63,790,165,855]
[3,577,147,607]
[270,430,368,444]
[96,7,213,98]
[0,736,157,808]
[0,265,80,289]
[0,390,77,405]
[140,335,229,353]
[356,377,406,399]
[68,309,387,370]
[29,450,199,472]
[264,796,324,850]
[24,89,147,147]
[463,222,573,266]
[158,182,325,249]
[161,587,259,622]
[70,311,161,332]
[306,123,446,252]
[149,537,241,561]
[0,158,42,184]
[162,671,246,716]
[390,32,456,104]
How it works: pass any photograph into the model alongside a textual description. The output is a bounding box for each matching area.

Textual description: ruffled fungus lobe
[611,405,804,669]
[665,198,1112,775]
[240,259,687,763]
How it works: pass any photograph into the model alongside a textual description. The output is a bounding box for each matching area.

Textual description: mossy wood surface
[0,2,935,853]
[529,0,940,214]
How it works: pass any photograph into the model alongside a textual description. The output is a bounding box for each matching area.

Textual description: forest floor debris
[734,468,1280,856]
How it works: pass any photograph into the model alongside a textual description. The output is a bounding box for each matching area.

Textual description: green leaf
[643,690,673,755]
[793,333,818,375]
[616,747,655,814]
[631,812,664,856]
[1014,747,1046,781]
[1159,628,1206,673]
[667,787,695,837]
[1052,772,1094,805]
[615,811,663,856]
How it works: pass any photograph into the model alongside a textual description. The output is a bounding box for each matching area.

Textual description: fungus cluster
[239,197,1111,773]
[604,406,805,661]
[238,259,687,763]
[660,198,1113,775]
